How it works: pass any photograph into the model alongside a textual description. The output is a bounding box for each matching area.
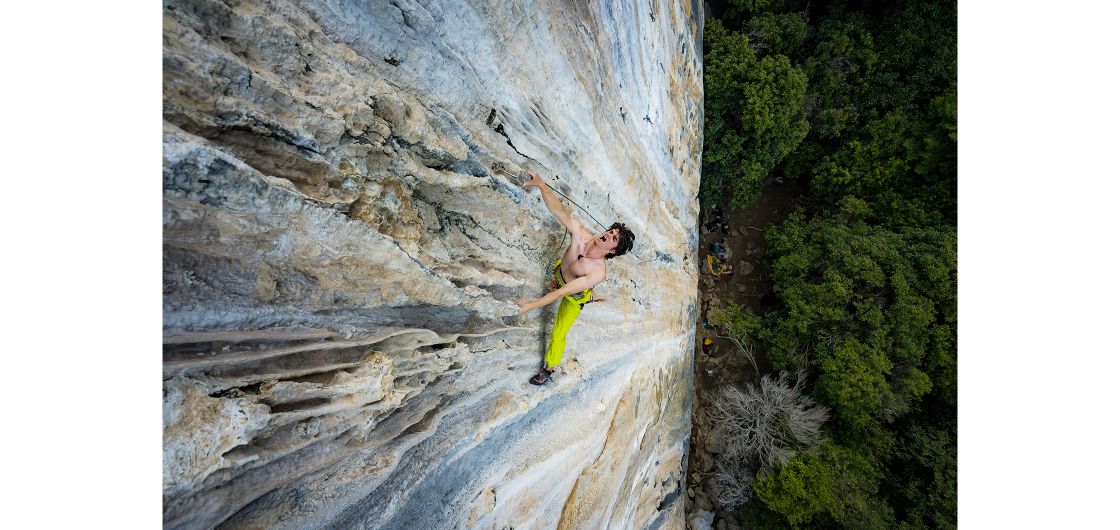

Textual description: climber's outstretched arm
[516,272,601,314]
[523,170,592,240]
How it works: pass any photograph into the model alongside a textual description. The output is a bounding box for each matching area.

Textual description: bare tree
[705,372,830,509]
[711,452,755,508]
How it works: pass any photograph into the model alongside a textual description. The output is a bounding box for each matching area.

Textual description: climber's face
[596,228,620,256]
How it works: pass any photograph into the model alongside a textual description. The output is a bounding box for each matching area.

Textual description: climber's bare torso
[515,171,620,314]
[558,226,608,285]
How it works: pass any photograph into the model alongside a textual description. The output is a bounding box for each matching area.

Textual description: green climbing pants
[545,260,592,369]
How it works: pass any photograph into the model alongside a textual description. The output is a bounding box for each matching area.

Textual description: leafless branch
[715,333,759,375]
[704,373,830,509]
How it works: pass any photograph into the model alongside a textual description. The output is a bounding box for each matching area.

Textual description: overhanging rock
[163,1,703,528]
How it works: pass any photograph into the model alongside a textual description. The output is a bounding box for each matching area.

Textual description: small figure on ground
[710,242,728,260]
[704,216,730,235]
[703,205,726,233]
[706,254,733,277]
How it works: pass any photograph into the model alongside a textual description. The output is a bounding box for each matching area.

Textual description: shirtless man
[516,170,635,385]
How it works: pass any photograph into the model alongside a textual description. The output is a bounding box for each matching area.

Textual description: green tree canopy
[699,1,957,526]
[702,19,809,207]
[746,12,809,58]
[754,441,893,529]
[810,88,957,226]
[761,212,956,436]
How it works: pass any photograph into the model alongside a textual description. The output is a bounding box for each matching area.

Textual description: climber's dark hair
[606,222,635,259]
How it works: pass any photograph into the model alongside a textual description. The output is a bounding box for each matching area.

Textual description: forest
[698,0,956,528]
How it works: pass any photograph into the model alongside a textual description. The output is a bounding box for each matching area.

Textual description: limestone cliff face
[162,1,703,528]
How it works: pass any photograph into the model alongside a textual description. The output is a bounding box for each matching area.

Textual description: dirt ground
[684,174,809,528]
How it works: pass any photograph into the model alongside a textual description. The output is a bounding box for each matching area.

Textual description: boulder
[737,261,755,275]
[689,510,715,530]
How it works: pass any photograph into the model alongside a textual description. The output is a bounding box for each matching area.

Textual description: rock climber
[515,170,635,385]
[710,241,729,260]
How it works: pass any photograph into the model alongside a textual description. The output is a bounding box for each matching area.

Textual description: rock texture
[163,1,703,528]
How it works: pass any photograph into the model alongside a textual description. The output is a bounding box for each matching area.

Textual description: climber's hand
[523,170,544,190]
[515,298,533,314]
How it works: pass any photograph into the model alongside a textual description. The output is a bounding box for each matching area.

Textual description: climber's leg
[544,295,583,369]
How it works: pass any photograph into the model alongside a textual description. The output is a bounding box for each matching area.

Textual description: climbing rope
[492,164,611,232]
[491,162,696,265]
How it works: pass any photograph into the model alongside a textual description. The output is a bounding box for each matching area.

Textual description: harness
[551,259,606,308]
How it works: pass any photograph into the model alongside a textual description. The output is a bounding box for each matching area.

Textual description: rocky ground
[684,175,809,530]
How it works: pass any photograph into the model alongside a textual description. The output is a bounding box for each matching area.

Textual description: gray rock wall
[162,0,703,528]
